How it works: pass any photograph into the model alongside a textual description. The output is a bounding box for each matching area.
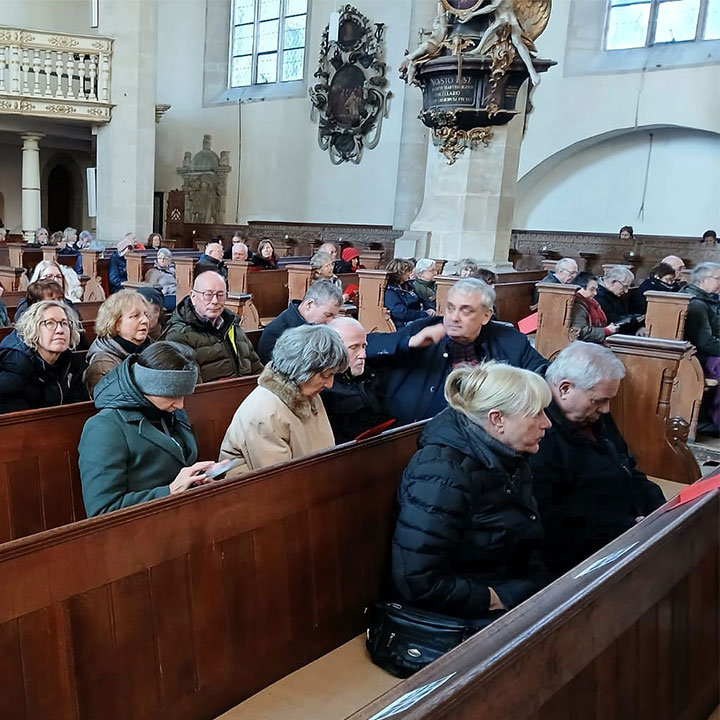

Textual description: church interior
[0,0,718,718]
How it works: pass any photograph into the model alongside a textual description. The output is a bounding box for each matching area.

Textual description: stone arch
[41,152,85,232]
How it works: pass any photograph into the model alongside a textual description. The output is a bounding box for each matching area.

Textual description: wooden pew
[357,269,395,333]
[350,490,719,720]
[0,422,423,720]
[0,375,259,543]
[0,425,715,720]
[535,283,578,360]
[608,335,703,484]
[435,271,546,328]
[287,263,312,301]
[644,291,692,340]
[0,266,26,292]
[246,269,289,322]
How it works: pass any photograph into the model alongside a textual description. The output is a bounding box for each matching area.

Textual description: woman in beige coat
[220,324,348,477]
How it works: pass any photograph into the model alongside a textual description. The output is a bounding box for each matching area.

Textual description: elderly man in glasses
[161,270,262,382]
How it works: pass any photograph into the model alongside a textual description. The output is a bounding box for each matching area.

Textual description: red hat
[342,247,360,262]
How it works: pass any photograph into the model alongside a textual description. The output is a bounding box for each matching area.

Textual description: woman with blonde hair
[0,300,87,413]
[84,290,152,396]
[310,250,343,291]
[368,362,551,675]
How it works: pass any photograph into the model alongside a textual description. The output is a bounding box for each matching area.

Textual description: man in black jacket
[529,342,665,578]
[367,278,548,425]
[532,257,578,304]
[596,265,643,333]
[194,242,228,286]
[322,317,391,443]
[257,280,343,363]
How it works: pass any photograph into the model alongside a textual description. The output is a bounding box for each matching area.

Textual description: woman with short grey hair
[220,324,349,477]
[145,247,177,310]
[596,265,642,333]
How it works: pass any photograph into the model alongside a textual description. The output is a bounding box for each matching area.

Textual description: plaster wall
[153,0,412,227]
[515,0,720,234]
[2,0,92,35]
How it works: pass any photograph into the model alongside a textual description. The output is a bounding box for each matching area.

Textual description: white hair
[448,277,496,311]
[603,266,634,284]
[546,342,626,390]
[414,258,435,274]
[691,262,720,284]
[555,257,578,273]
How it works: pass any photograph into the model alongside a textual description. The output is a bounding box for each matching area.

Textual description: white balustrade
[0,25,113,123]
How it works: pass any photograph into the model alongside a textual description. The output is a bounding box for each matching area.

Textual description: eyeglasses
[193,289,226,302]
[42,274,64,282]
[40,319,70,331]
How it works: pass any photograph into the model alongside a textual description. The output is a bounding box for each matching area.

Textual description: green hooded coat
[78,358,198,517]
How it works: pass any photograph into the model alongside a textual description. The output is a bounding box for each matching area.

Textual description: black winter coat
[684,284,720,364]
[321,367,390,444]
[384,283,428,327]
[257,300,306,363]
[391,408,547,618]
[0,330,88,413]
[595,284,643,333]
[194,255,229,285]
[628,276,674,315]
[108,251,127,294]
[529,401,665,577]
[367,317,548,426]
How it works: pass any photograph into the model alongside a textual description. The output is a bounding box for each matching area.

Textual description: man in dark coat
[194,242,228,285]
[322,317,391,443]
[257,280,343,363]
[367,278,548,426]
[683,262,720,431]
[161,270,262,382]
[529,342,665,578]
[532,257,578,304]
[595,265,643,333]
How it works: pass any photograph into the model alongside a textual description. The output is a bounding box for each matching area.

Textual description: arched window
[230,0,308,87]
[605,0,720,50]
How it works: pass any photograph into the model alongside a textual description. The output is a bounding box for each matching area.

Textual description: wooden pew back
[535,283,578,359]
[644,291,692,340]
[0,375,259,543]
[0,423,422,720]
[357,269,395,333]
[351,490,719,720]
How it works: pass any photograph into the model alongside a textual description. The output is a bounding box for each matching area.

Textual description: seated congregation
[0,228,716,707]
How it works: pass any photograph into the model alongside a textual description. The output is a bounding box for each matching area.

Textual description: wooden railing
[0,25,113,123]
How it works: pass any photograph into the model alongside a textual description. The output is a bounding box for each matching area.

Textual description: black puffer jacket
[161,297,263,382]
[529,401,665,577]
[596,284,643,333]
[391,408,547,619]
[0,329,87,413]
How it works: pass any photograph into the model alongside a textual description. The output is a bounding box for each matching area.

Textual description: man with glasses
[595,265,643,334]
[529,342,665,578]
[161,270,262,382]
[684,262,720,433]
[532,257,578,305]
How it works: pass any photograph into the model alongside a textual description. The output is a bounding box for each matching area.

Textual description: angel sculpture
[400,3,450,85]
[456,0,551,86]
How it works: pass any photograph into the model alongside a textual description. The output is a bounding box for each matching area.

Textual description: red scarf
[576,293,608,327]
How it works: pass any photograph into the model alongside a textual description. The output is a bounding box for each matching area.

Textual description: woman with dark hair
[79,341,217,516]
[619,225,634,241]
[628,262,676,315]
[570,272,620,344]
[0,300,87,413]
[384,258,435,328]
[147,232,163,250]
[252,239,279,269]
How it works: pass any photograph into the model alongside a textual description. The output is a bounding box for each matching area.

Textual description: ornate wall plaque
[401,0,555,164]
[176,135,231,224]
[309,5,391,165]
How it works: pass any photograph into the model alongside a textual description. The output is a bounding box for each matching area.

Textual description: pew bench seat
[218,635,399,720]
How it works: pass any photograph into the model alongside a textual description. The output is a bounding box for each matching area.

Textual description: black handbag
[365,600,500,678]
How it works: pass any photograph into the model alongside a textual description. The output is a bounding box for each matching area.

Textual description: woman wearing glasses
[84,290,153,397]
[0,300,87,414]
[161,270,263,382]
[14,260,83,321]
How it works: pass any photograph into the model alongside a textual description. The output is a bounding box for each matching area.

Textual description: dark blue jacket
[367,317,548,426]
[384,283,427,328]
[108,251,127,294]
[257,300,306,363]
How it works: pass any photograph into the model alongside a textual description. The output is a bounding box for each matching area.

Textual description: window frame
[228,0,309,91]
[603,0,717,51]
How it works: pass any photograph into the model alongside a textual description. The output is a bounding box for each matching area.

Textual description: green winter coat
[78,358,198,517]
[161,296,263,382]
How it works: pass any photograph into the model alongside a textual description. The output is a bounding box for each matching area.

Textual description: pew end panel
[0,423,424,720]
[535,283,578,360]
[645,290,692,340]
[608,336,703,484]
[357,270,395,333]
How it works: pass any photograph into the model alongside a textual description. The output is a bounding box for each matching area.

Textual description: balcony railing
[0,25,113,123]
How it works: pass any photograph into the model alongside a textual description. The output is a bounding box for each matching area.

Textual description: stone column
[21,132,44,242]
[399,84,528,269]
[95,0,158,246]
